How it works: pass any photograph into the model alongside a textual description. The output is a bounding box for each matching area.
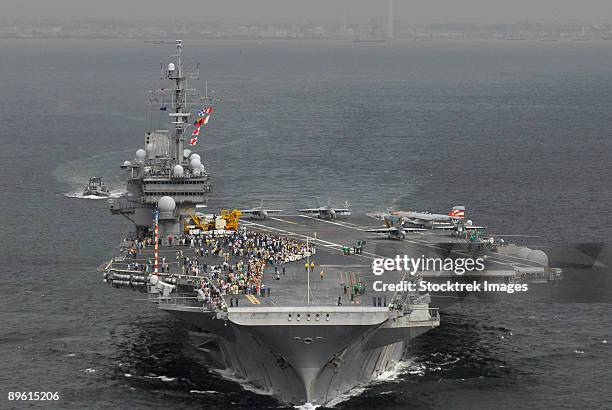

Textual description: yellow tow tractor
[184,209,242,233]
[220,209,241,231]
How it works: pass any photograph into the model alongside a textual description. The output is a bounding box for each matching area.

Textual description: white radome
[158,196,176,212]
[517,247,532,259]
[190,153,201,161]
[135,149,146,160]
[173,165,184,177]
[183,149,192,158]
[190,158,201,169]
[528,249,549,266]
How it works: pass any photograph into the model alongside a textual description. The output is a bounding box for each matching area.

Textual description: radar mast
[165,40,199,163]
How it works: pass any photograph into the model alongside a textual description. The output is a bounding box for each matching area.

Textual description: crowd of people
[121,229,314,310]
[190,230,314,308]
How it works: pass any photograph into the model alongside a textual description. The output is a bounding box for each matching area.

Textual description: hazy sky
[4,0,612,24]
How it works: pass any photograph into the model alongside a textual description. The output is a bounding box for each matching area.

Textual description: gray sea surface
[0,39,610,409]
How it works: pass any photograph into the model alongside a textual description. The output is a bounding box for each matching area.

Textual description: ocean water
[0,38,610,409]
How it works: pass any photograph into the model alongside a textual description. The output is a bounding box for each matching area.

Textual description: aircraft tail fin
[383,216,392,228]
[383,214,401,227]
[448,205,465,219]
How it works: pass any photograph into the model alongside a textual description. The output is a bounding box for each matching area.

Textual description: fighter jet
[389,205,466,228]
[298,199,351,220]
[366,214,427,240]
[239,200,282,220]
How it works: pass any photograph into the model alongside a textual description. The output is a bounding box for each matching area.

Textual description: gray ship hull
[162,305,436,406]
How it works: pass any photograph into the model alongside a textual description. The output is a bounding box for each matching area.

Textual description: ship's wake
[322,360,422,408]
[53,150,130,199]
[210,367,276,398]
[65,189,125,200]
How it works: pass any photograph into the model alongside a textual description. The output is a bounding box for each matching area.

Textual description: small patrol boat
[83,177,110,197]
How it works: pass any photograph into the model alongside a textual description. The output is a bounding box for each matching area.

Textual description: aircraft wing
[366,227,426,233]
[298,208,323,214]
[366,227,400,233]
[414,214,450,222]
[433,224,455,230]
[366,212,386,220]
[464,225,487,230]
[239,209,257,214]
[263,209,283,213]
[333,208,351,214]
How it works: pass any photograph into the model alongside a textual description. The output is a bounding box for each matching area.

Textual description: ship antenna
[166,39,191,163]
[176,39,182,69]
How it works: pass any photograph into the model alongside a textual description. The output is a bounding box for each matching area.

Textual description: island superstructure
[108,40,212,232]
[102,41,560,406]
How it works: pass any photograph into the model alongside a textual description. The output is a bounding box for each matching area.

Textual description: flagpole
[154,209,159,274]
[306,236,310,306]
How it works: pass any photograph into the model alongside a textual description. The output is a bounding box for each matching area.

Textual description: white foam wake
[65,189,125,200]
[325,360,420,408]
[210,367,274,397]
[143,375,177,382]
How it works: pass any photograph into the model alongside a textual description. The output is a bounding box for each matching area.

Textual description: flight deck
[107,213,557,309]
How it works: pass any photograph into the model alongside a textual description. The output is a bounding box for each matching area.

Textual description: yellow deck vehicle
[184,209,242,233]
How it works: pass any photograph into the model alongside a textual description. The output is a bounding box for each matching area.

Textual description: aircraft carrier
[102,41,560,406]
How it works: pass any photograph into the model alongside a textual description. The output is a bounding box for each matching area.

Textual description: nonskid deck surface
[241,214,544,270]
[110,214,545,308]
